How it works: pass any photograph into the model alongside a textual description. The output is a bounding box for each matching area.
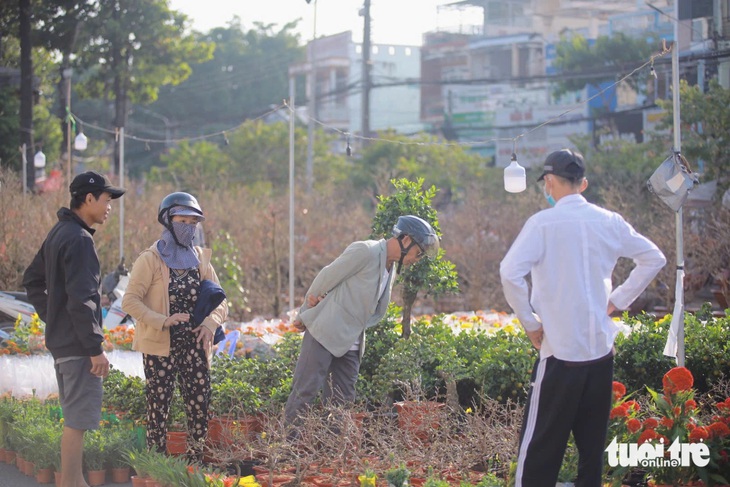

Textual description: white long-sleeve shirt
[500,194,666,362]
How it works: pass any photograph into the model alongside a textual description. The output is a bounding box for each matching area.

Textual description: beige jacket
[122,243,228,361]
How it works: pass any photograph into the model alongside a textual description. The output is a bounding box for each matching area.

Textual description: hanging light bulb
[504,153,526,193]
[33,149,46,168]
[74,131,88,151]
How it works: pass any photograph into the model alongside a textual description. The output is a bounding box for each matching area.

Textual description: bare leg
[60,426,90,487]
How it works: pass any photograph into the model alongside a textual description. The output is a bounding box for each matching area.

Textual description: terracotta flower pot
[130,475,148,487]
[111,466,131,483]
[394,400,445,441]
[166,430,187,456]
[55,470,62,487]
[5,449,15,465]
[86,468,107,486]
[35,467,54,484]
[208,415,262,447]
[24,460,36,476]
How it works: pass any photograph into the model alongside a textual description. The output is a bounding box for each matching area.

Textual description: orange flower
[662,366,694,394]
[613,381,627,401]
[627,418,642,433]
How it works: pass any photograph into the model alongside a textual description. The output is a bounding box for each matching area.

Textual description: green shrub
[614,312,675,393]
[470,330,535,404]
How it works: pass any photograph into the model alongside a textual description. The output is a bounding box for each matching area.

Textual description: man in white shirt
[500,149,666,487]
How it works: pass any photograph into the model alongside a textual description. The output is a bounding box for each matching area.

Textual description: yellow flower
[465,407,473,414]
[237,475,259,487]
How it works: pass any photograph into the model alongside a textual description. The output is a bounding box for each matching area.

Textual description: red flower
[643,417,659,429]
[685,399,697,410]
[708,421,730,438]
[716,398,730,412]
[638,429,659,444]
[661,417,674,429]
[610,404,629,419]
[613,381,627,401]
[627,418,642,433]
[662,367,694,394]
[689,426,709,443]
[625,400,640,413]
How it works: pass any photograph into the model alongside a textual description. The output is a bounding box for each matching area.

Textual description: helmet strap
[396,235,417,273]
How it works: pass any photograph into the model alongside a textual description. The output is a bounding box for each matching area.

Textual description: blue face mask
[172,221,197,247]
[543,186,556,207]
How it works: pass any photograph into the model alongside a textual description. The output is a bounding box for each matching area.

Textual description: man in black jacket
[23,171,124,487]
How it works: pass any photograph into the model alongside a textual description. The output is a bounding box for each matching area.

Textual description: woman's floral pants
[143,329,210,459]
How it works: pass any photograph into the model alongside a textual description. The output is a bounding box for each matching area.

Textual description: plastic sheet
[0,350,144,399]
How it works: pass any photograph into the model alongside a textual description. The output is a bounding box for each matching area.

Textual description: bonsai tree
[370,178,459,337]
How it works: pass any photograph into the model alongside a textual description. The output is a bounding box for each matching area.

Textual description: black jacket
[23,208,104,359]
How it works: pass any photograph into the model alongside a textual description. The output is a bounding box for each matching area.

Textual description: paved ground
[0,461,133,487]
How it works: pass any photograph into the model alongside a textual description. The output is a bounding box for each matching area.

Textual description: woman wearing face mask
[122,192,227,460]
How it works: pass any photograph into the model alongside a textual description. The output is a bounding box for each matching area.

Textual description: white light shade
[74,132,88,151]
[33,150,46,168]
[504,156,526,193]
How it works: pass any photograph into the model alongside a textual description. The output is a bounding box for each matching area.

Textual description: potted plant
[125,450,148,486]
[83,429,108,486]
[107,426,136,483]
[358,467,377,487]
[29,421,62,484]
[385,464,411,487]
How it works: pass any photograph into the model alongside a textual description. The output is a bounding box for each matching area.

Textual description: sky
[168,0,482,46]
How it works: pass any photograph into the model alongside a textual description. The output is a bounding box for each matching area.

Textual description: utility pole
[306,0,318,193]
[361,0,371,140]
[19,0,35,192]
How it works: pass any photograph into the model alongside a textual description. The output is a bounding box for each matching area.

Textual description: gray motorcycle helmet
[392,215,440,258]
[157,192,205,227]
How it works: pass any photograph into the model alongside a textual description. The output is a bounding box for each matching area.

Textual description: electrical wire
[71,43,672,152]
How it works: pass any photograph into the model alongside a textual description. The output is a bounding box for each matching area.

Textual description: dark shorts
[54,357,103,431]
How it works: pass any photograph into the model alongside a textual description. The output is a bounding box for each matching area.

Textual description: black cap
[69,171,126,199]
[537,149,585,181]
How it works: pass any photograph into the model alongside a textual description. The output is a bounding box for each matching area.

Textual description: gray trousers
[284,330,360,425]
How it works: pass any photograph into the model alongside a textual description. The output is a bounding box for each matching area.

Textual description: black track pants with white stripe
[514,355,613,487]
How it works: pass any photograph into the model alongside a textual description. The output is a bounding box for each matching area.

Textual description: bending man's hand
[292,318,306,332]
[90,352,110,378]
[306,293,325,307]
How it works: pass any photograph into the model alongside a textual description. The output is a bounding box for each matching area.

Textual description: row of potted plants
[0,396,140,485]
[1,369,729,486]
